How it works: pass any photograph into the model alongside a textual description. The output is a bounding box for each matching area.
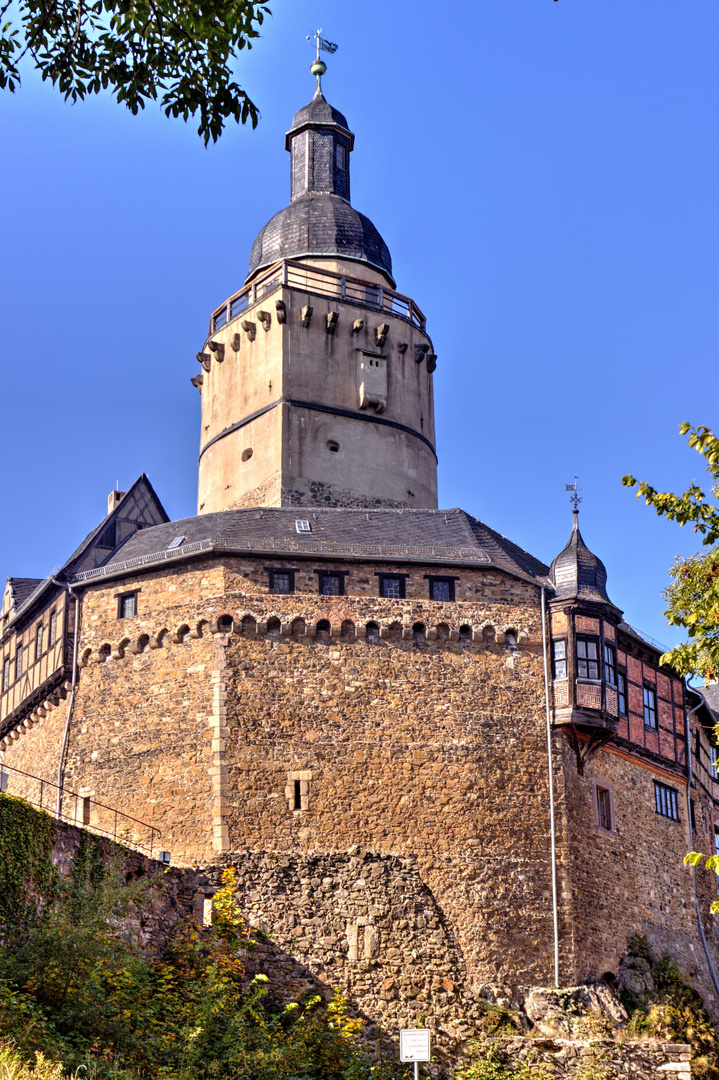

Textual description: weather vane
[565,476,584,514]
[306,29,338,92]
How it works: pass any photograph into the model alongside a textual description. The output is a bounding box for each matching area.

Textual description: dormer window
[295,520,311,534]
[576,638,599,680]
[167,536,186,549]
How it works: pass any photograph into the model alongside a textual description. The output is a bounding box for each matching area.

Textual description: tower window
[592,779,615,832]
[378,575,406,599]
[117,592,138,619]
[293,779,302,810]
[643,685,657,729]
[552,640,567,680]
[427,576,456,602]
[655,780,679,821]
[603,643,616,685]
[576,638,599,680]
[617,672,627,715]
[316,571,346,597]
[267,569,295,595]
[336,142,347,170]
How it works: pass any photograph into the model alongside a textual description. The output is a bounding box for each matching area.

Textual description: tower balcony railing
[208,259,427,336]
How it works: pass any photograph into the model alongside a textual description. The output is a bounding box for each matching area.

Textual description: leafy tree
[623,423,719,682]
[0,0,270,143]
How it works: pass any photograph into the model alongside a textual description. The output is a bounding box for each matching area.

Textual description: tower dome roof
[549,514,616,607]
[246,85,393,285]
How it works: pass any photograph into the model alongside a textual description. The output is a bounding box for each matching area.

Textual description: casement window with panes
[654,780,679,821]
[643,685,657,729]
[603,643,616,685]
[576,637,600,680]
[617,672,628,715]
[267,569,295,595]
[552,641,567,680]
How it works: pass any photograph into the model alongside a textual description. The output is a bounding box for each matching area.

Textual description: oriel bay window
[552,640,567,680]
[576,637,599,680]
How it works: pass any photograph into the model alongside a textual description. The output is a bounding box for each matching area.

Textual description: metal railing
[0,763,160,857]
[209,259,427,336]
[73,535,492,583]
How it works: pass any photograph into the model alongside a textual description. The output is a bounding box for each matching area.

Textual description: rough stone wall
[489,1036,691,1080]
[559,738,719,1016]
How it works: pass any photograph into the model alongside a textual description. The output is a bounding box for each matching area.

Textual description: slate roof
[701,683,719,718]
[549,514,618,608]
[288,90,350,136]
[75,506,550,584]
[247,195,393,283]
[8,578,43,608]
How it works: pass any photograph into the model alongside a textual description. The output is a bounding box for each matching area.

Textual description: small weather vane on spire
[565,475,584,514]
[306,29,338,92]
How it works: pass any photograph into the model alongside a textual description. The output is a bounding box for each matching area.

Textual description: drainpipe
[684,697,719,999]
[541,585,560,987]
[51,578,80,819]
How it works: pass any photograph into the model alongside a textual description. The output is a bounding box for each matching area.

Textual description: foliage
[623,423,719,681]
[0,1042,65,1080]
[0,794,58,929]
[453,1043,548,1080]
[0,0,270,143]
[0,857,401,1080]
[621,935,719,1080]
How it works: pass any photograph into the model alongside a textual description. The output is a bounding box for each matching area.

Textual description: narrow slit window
[48,610,57,647]
[82,796,91,825]
[603,643,616,686]
[15,644,23,679]
[597,788,612,830]
[2,657,9,691]
[643,685,657,729]
[293,779,302,810]
[617,672,627,715]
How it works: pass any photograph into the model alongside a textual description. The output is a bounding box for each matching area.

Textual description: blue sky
[1,0,717,648]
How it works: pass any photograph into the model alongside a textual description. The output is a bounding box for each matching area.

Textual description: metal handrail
[208,259,427,336]
[0,763,160,857]
[72,536,492,582]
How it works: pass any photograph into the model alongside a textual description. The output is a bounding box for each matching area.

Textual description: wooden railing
[209,259,427,336]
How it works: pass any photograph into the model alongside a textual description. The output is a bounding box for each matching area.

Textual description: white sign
[400,1029,431,1062]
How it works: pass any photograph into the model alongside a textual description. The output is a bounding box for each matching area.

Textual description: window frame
[654,780,679,822]
[591,778,616,834]
[315,570,348,597]
[116,590,140,619]
[552,639,568,681]
[265,568,296,595]
[376,573,407,600]
[603,642,617,686]
[15,643,23,680]
[35,622,44,662]
[2,656,9,691]
[617,671,627,716]
[425,576,457,603]
[576,636,600,681]
[48,610,57,647]
[643,684,657,729]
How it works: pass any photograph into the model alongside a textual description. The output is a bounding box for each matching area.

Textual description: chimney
[107,490,125,515]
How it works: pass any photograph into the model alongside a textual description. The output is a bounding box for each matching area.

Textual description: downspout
[51,579,79,819]
[684,698,719,999]
[541,585,560,987]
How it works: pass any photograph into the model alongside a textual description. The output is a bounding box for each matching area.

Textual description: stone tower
[195,68,438,514]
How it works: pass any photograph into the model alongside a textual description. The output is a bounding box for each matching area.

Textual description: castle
[2,58,719,1037]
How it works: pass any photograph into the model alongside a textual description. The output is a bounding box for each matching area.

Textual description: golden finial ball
[311,60,327,76]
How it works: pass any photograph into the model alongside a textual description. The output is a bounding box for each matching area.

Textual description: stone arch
[316,618,331,643]
[241,614,257,636]
[365,621,380,644]
[436,623,449,642]
[291,617,306,639]
[112,637,131,660]
[340,619,356,641]
[174,624,191,643]
[80,647,92,667]
[459,624,472,644]
[216,613,234,635]
[191,618,209,639]
[135,633,150,654]
[482,624,495,642]
[504,627,518,649]
[99,643,112,662]
[152,628,169,649]
[412,622,426,643]
[267,617,281,639]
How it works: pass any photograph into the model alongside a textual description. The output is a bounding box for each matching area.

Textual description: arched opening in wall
[459,624,472,645]
[436,623,449,642]
[504,628,518,649]
[99,644,111,663]
[316,619,331,643]
[241,448,253,462]
[341,619,356,641]
[176,624,191,643]
[241,615,257,636]
[326,440,340,453]
[137,634,150,653]
[267,617,281,639]
[387,621,402,642]
[118,637,131,657]
[365,621,380,644]
[194,619,209,638]
[291,617,306,640]
[81,648,92,667]
[217,614,234,635]
[600,971,618,989]
[412,622,426,644]
[155,628,169,648]
[482,625,495,642]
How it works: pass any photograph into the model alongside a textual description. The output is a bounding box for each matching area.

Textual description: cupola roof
[549,513,618,608]
[246,74,393,285]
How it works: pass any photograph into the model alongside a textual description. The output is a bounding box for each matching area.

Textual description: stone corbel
[398,342,408,354]
[208,341,225,362]
[414,343,430,365]
[426,628,437,641]
[241,320,256,341]
[352,318,364,334]
[448,629,460,643]
[355,624,366,639]
[330,624,342,639]
[258,311,272,332]
[375,323,389,347]
[280,622,292,637]
[190,374,203,391]
[256,620,268,635]
[301,306,313,328]
[196,352,212,371]
[402,626,413,641]
[326,311,339,335]
[231,333,241,352]
[426,353,437,373]
[275,300,287,324]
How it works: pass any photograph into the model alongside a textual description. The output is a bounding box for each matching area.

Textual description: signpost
[400,1029,431,1079]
